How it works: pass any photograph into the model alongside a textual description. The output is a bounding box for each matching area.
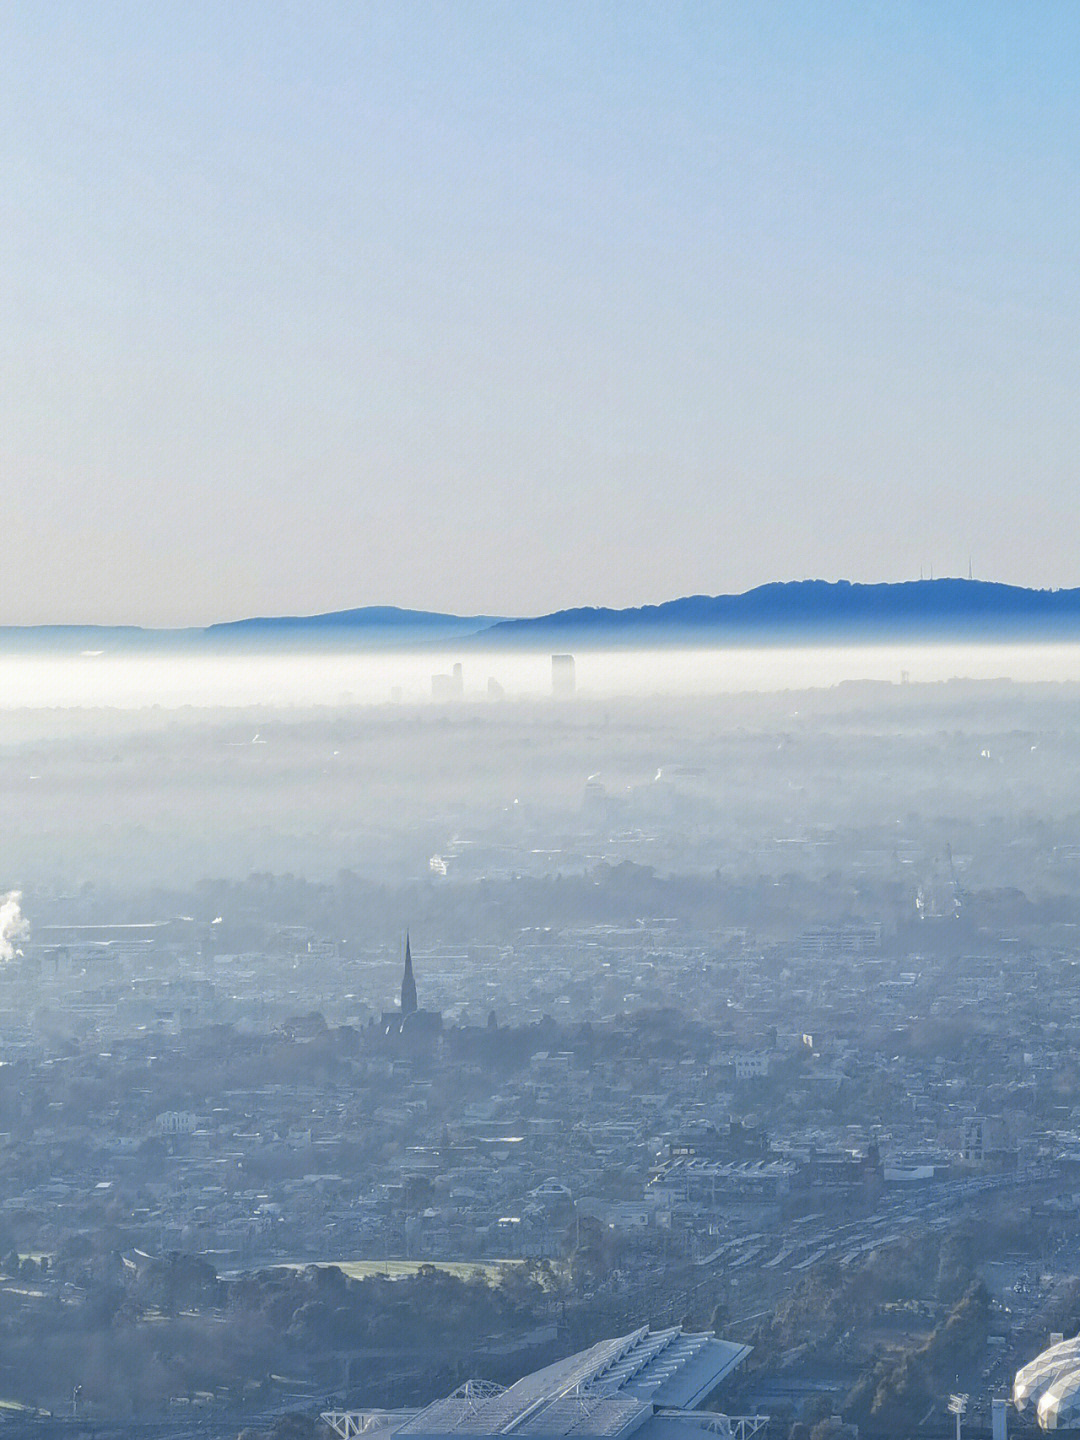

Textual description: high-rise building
[551,653,575,698]
[431,662,465,701]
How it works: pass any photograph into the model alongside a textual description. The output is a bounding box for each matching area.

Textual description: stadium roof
[326,1327,751,1440]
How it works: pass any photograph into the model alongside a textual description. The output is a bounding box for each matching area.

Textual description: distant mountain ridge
[482,579,1080,645]
[205,606,501,641]
[6,581,1080,651]
[0,607,502,652]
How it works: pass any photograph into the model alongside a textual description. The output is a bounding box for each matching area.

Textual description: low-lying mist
[2,641,1080,709]
[0,645,1079,890]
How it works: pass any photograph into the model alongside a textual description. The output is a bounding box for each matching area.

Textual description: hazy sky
[3,1,1080,625]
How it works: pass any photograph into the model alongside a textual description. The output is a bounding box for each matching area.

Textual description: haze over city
[5,5,1080,1440]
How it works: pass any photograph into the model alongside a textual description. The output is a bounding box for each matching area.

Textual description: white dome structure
[1039,1373,1080,1431]
[1014,1337,1080,1427]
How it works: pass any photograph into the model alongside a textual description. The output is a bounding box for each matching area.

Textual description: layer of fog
[2,642,1080,708]
[3,670,1080,889]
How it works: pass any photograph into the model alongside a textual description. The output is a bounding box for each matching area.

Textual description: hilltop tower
[401,932,418,1016]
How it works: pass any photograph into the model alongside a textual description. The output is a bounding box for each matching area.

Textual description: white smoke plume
[0,891,28,963]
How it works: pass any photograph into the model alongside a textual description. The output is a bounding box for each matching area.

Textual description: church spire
[401,931,418,1015]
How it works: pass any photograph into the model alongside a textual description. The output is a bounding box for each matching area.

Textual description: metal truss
[653,1412,771,1440]
[321,1411,406,1438]
[322,1382,507,1439]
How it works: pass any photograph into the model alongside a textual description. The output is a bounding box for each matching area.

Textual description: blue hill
[481,579,1080,645]
[203,606,501,645]
[5,582,1080,652]
[0,608,501,652]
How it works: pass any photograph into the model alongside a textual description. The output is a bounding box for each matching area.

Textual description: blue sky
[2,2,1079,623]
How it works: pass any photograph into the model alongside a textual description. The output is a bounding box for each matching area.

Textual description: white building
[155,1111,199,1135]
[734,1052,770,1081]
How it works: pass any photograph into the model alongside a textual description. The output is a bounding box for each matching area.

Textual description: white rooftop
[355,1326,750,1440]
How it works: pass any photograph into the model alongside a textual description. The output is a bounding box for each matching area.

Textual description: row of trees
[0,1255,563,1415]
[844,1280,991,1432]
